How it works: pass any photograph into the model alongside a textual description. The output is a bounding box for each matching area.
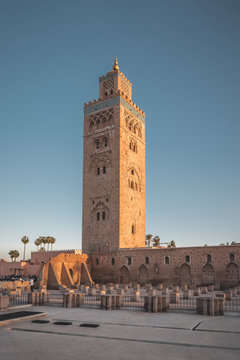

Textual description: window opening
[165,256,170,265]
[97,168,100,175]
[95,258,99,265]
[145,257,149,265]
[102,211,105,220]
[103,166,106,174]
[186,255,190,263]
[112,258,115,265]
[207,254,212,263]
[97,212,100,221]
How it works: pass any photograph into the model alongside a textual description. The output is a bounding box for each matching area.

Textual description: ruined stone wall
[90,245,240,288]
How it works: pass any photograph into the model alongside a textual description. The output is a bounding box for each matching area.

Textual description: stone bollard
[95,284,100,290]
[114,284,119,290]
[116,295,123,309]
[146,284,152,291]
[75,293,84,307]
[88,288,96,296]
[124,285,128,292]
[117,288,124,296]
[157,284,163,291]
[201,287,208,294]
[193,288,201,296]
[0,295,9,310]
[84,286,89,294]
[101,295,107,309]
[106,295,112,310]
[101,285,106,291]
[32,292,40,305]
[197,297,224,316]
[207,285,214,292]
[183,290,190,300]
[170,292,180,304]
[225,290,232,301]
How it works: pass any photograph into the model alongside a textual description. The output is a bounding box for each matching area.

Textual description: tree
[9,250,20,262]
[50,237,56,250]
[46,236,51,251]
[42,237,47,249]
[39,247,46,252]
[145,234,153,247]
[21,236,29,261]
[170,240,176,248]
[34,238,41,251]
[152,235,160,247]
[9,250,14,262]
[231,241,236,245]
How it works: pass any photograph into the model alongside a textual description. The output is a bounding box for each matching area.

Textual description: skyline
[0,0,239,260]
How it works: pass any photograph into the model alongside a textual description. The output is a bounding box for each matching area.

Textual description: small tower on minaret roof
[112,57,119,71]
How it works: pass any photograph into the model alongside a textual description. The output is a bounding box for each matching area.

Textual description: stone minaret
[82,58,145,254]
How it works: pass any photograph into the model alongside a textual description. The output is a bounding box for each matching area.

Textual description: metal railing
[169,297,197,311]
[224,298,240,312]
[122,295,145,308]
[46,292,64,307]
[9,293,29,307]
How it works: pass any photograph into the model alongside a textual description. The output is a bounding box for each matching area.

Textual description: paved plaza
[0,306,240,360]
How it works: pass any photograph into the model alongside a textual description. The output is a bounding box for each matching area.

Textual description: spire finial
[113,56,119,71]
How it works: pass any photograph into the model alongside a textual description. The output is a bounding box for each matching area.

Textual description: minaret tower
[82,58,145,254]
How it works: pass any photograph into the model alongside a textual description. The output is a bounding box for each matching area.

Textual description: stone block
[0,295,9,309]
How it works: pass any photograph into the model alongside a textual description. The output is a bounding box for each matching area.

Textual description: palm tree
[34,238,41,251]
[146,234,153,247]
[9,250,14,262]
[42,237,47,249]
[169,240,176,248]
[10,250,20,262]
[153,235,160,247]
[50,237,56,250]
[21,236,29,261]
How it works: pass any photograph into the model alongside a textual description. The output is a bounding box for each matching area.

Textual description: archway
[120,265,130,284]
[179,263,191,287]
[202,263,215,285]
[139,264,148,284]
[226,262,239,287]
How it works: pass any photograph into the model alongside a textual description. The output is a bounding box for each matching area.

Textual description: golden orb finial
[113,57,119,71]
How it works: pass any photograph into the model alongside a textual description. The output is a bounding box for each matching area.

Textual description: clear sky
[0,0,239,260]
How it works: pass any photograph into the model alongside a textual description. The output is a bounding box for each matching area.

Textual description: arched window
[129,142,132,150]
[131,181,134,189]
[102,117,107,126]
[129,123,132,131]
[95,140,100,149]
[138,129,142,138]
[165,256,170,265]
[131,169,134,175]
[97,168,100,175]
[104,91,108,97]
[110,89,113,95]
[97,212,100,221]
[102,211,105,220]
[128,257,132,265]
[185,255,190,263]
[131,225,135,234]
[90,121,94,130]
[207,254,212,263]
[230,253,235,261]
[133,144,136,152]
[95,258,99,265]
[103,166,106,174]
[108,114,113,123]
[133,125,136,134]
[112,257,115,265]
[145,257,149,265]
[104,138,108,147]
[96,119,100,129]
[135,182,138,191]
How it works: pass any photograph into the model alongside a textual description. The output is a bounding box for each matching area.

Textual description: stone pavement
[0,306,240,360]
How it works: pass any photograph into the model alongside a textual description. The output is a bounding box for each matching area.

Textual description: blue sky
[0,0,239,260]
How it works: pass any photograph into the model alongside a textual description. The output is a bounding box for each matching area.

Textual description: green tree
[8,250,14,262]
[152,235,160,247]
[21,236,29,261]
[34,238,41,251]
[9,250,20,262]
[42,237,47,250]
[145,234,153,247]
[50,237,56,250]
